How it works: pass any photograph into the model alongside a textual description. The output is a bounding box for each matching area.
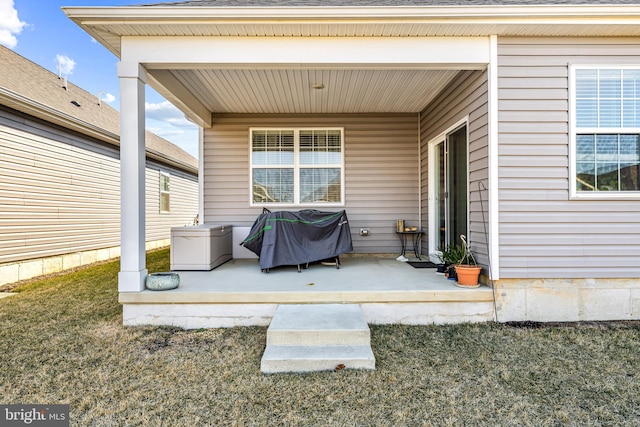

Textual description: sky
[0,0,199,159]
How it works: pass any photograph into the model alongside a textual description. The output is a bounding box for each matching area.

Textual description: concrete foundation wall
[122,301,495,329]
[495,278,640,322]
[123,303,279,328]
[121,277,640,327]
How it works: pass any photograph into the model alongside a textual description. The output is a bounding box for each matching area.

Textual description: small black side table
[396,230,424,259]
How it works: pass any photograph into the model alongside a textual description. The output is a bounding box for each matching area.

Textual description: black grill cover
[241,210,353,270]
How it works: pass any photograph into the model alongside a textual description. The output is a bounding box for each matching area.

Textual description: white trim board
[121,36,491,68]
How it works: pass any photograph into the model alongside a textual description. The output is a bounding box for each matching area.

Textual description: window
[160,172,170,213]
[250,128,344,206]
[572,67,640,195]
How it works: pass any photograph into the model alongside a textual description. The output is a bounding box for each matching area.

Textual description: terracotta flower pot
[454,264,481,287]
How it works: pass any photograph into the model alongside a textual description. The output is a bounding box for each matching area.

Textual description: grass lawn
[1,248,639,426]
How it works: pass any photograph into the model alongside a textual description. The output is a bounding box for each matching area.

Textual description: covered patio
[120,256,495,328]
[64,2,498,328]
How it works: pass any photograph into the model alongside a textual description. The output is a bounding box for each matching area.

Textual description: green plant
[436,243,466,266]
[457,234,477,266]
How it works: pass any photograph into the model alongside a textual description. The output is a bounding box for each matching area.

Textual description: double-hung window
[250,128,344,206]
[572,66,640,197]
[160,172,170,213]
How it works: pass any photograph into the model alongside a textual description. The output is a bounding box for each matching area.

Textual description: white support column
[488,35,500,282]
[117,62,148,292]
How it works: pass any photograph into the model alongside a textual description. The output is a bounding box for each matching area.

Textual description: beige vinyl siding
[498,37,640,279]
[0,107,198,264]
[203,114,419,254]
[419,70,490,264]
[0,109,121,263]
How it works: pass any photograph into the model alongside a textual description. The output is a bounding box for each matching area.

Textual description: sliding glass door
[430,123,468,257]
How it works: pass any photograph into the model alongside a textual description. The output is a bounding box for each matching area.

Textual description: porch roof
[138,1,640,5]
[64,2,640,121]
[64,1,640,56]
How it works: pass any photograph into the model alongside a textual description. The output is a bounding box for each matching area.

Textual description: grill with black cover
[240,209,353,272]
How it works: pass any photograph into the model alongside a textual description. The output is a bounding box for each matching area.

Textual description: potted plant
[434,247,448,274]
[454,234,482,287]
[436,243,466,280]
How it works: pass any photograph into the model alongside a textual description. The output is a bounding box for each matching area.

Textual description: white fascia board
[121,36,490,69]
[63,5,640,21]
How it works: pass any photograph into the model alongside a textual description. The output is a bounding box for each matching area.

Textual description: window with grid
[573,67,640,194]
[160,172,170,213]
[250,128,344,205]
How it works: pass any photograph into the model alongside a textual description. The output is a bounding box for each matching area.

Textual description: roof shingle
[140,0,640,7]
[0,45,197,173]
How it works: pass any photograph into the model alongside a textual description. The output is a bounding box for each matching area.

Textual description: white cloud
[155,129,184,137]
[147,124,200,158]
[101,93,116,104]
[145,101,196,128]
[56,54,75,76]
[145,104,199,158]
[0,0,26,49]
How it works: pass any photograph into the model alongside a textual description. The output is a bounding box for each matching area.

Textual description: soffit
[168,68,460,114]
[82,20,640,48]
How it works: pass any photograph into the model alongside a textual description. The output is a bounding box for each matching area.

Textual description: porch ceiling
[160,68,461,114]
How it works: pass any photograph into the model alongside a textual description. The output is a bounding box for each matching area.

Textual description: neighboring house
[0,46,199,286]
[63,0,640,324]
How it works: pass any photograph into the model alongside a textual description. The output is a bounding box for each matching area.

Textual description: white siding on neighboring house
[419,70,490,265]
[203,114,419,254]
[0,108,121,263]
[145,162,199,242]
[0,107,198,268]
[498,37,640,279]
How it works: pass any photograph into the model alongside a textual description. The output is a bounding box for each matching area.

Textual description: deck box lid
[171,224,232,237]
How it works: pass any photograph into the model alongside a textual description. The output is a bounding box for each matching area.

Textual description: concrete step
[261,304,376,373]
[266,304,371,346]
[261,345,375,374]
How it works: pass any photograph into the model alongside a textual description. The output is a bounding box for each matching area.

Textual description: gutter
[145,147,198,175]
[63,5,640,21]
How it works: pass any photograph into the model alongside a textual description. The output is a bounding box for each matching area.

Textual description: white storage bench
[170,224,232,271]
